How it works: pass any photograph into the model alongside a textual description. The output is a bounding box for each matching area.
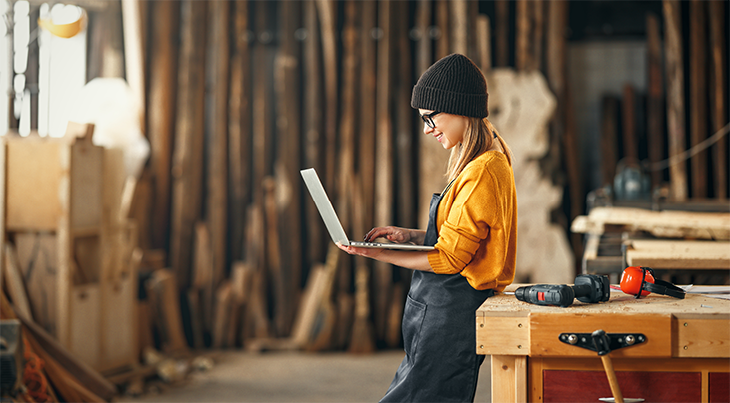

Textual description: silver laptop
[301,168,435,251]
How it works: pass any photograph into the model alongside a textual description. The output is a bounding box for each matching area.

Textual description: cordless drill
[515,274,610,307]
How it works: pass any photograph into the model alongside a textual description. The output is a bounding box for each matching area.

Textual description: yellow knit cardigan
[426,150,517,291]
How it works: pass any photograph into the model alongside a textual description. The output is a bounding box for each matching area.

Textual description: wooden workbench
[476,285,730,403]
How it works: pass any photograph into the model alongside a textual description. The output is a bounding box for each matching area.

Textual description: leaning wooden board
[477,285,730,403]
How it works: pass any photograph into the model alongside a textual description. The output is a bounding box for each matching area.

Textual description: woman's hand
[336,242,433,273]
[364,226,424,244]
[336,242,384,258]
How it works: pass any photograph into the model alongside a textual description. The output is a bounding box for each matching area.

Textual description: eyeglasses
[420,111,441,129]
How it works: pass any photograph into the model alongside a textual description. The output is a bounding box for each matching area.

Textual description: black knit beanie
[411,53,489,118]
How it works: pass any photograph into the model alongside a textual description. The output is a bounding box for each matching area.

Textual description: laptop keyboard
[349,241,384,247]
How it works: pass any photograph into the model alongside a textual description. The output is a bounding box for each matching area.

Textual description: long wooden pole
[450,0,467,56]
[435,0,449,60]
[689,0,707,198]
[544,0,567,183]
[708,0,727,199]
[317,0,338,192]
[170,0,207,289]
[477,14,491,74]
[208,0,230,288]
[463,1,476,59]
[546,1,565,86]
[277,0,303,336]
[121,0,146,133]
[249,0,273,339]
[303,0,325,265]
[228,0,250,262]
[251,1,269,210]
[148,0,179,251]
[263,177,285,337]
[532,0,544,72]
[663,0,688,201]
[515,0,529,71]
[646,13,664,189]
[494,0,509,67]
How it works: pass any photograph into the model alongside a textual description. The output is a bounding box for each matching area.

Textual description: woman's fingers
[336,242,357,255]
[365,226,409,243]
[364,228,378,241]
[336,242,382,258]
[364,227,389,241]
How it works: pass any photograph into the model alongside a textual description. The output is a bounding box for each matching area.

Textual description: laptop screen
[300,168,350,246]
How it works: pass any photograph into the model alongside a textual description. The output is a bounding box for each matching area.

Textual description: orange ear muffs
[620,266,654,297]
[620,266,686,299]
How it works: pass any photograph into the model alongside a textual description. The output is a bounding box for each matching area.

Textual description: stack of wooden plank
[572,206,730,283]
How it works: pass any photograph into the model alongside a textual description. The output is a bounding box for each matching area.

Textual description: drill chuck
[574,273,610,303]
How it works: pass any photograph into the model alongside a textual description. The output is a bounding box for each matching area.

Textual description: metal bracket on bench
[559,331,647,354]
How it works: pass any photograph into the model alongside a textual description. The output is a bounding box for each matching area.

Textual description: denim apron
[381,183,494,403]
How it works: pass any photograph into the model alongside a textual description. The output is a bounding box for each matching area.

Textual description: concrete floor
[117,350,492,402]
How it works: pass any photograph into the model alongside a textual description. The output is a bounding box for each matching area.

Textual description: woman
[338,53,517,402]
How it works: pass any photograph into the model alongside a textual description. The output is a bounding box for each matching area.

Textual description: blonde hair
[446,118,513,181]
